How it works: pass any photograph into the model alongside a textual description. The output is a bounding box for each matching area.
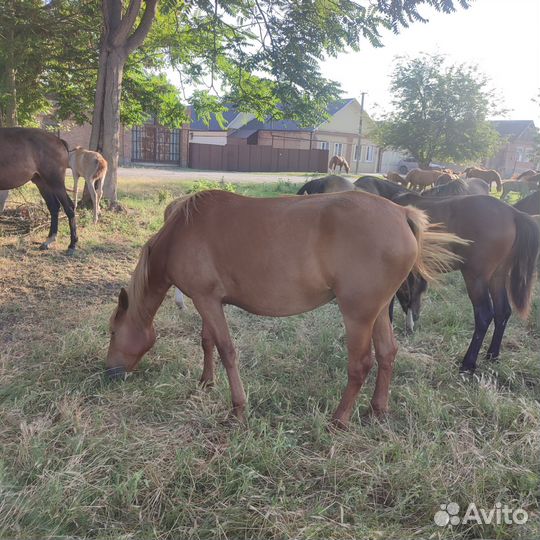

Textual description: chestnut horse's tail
[404,206,466,282]
[508,211,539,318]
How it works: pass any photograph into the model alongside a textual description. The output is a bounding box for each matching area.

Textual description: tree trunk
[86,0,159,206]
[4,26,18,127]
[89,46,125,204]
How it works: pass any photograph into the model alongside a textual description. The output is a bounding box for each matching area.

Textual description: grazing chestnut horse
[329,155,350,173]
[405,169,443,191]
[297,175,356,194]
[514,191,540,215]
[0,127,78,253]
[106,190,460,427]
[464,167,502,192]
[391,193,539,372]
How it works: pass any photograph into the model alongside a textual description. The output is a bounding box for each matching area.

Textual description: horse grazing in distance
[405,169,443,191]
[501,174,540,201]
[329,155,350,173]
[386,171,407,186]
[423,177,489,197]
[297,175,356,194]
[515,169,538,180]
[391,192,539,372]
[354,176,411,199]
[68,146,108,224]
[464,167,502,192]
[106,190,461,428]
[514,191,540,215]
[0,127,78,254]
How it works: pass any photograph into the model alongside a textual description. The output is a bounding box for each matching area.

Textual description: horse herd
[2,127,539,428]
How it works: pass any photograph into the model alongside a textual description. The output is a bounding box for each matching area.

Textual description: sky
[321,0,540,124]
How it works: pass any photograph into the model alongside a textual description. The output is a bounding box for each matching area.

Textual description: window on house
[516,147,524,162]
[334,143,343,156]
[365,145,375,162]
[319,141,329,150]
[354,145,360,161]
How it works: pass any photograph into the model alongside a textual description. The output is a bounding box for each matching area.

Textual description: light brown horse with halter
[329,155,350,173]
[106,190,461,428]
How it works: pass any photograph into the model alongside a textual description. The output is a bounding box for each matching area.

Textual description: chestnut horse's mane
[128,191,206,323]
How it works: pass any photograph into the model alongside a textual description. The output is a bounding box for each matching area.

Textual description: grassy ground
[0,178,539,540]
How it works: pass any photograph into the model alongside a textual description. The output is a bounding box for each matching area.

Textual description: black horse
[390,192,538,374]
[514,191,540,215]
[296,175,356,194]
[0,128,78,254]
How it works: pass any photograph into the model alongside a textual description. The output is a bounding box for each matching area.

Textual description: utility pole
[355,92,367,174]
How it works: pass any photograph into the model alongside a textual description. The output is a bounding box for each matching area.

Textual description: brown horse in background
[297,175,356,194]
[405,169,443,191]
[391,193,539,372]
[386,171,408,186]
[514,191,540,215]
[106,190,460,427]
[0,127,78,253]
[464,167,502,192]
[329,155,350,173]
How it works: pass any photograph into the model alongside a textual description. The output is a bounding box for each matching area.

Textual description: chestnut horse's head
[106,288,156,379]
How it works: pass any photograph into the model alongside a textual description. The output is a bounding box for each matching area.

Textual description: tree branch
[113,0,142,47]
[125,0,159,54]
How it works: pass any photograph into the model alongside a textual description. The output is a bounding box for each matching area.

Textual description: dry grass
[0,178,539,540]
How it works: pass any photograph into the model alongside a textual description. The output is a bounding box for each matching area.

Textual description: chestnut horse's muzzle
[105,366,126,380]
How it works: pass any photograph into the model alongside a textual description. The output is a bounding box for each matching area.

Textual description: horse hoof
[39,243,50,251]
[105,367,126,380]
[198,378,214,389]
[328,418,349,432]
[66,247,76,256]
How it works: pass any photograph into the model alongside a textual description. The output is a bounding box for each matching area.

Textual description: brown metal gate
[132,125,182,163]
[189,144,328,173]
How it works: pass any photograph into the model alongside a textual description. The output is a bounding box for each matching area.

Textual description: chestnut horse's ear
[118,287,129,311]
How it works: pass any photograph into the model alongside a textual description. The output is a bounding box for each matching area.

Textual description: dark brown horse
[0,128,78,253]
[464,167,502,192]
[354,176,411,199]
[297,175,356,194]
[422,178,489,197]
[106,190,460,427]
[514,191,540,215]
[329,155,350,173]
[391,193,539,373]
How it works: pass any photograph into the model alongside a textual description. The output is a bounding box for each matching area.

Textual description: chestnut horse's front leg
[193,298,247,423]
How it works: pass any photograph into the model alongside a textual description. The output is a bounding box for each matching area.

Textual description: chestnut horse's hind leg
[35,183,60,250]
[460,273,494,373]
[332,304,375,428]
[194,299,247,422]
[369,304,398,417]
[485,272,512,361]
